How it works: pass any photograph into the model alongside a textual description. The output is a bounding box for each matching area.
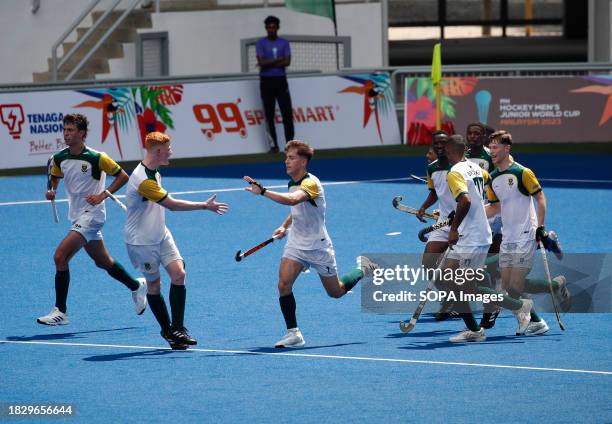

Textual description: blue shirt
[255,37,291,77]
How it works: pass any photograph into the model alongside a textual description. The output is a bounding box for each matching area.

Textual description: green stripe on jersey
[54,147,104,180]
[490,162,530,197]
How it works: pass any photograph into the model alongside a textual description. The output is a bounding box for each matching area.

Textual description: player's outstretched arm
[161,194,229,214]
[243,176,307,206]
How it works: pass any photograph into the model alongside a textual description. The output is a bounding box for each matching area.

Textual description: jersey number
[473,177,485,200]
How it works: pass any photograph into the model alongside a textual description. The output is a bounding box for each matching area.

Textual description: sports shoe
[449,327,486,343]
[357,256,380,278]
[170,326,197,345]
[480,305,502,329]
[161,329,188,350]
[553,275,571,312]
[434,299,458,321]
[132,278,148,315]
[513,298,533,335]
[37,307,70,326]
[525,319,550,336]
[274,328,305,348]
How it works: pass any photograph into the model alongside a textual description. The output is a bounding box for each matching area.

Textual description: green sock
[169,284,186,328]
[106,262,140,291]
[147,293,171,331]
[485,254,499,266]
[461,313,481,332]
[340,268,364,292]
[477,286,523,311]
[524,278,559,294]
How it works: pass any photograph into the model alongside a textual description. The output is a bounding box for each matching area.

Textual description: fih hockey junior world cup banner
[404,75,612,145]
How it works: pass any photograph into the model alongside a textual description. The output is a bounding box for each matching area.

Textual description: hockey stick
[392,196,437,221]
[235,234,282,262]
[46,156,59,223]
[539,240,565,331]
[104,190,127,211]
[417,211,455,242]
[409,174,427,184]
[399,246,452,333]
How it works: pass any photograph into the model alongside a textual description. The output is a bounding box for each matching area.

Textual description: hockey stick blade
[392,196,437,221]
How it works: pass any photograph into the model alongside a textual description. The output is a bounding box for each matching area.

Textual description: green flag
[285,0,335,21]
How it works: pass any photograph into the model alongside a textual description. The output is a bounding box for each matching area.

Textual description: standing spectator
[256,15,295,153]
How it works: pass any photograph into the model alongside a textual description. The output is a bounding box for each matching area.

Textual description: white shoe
[357,256,379,278]
[274,328,305,348]
[553,275,571,312]
[132,278,148,315]
[525,319,550,336]
[514,298,533,335]
[37,307,69,326]
[449,327,486,343]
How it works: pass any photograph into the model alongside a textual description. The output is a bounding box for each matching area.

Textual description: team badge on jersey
[508,178,514,187]
[81,164,88,173]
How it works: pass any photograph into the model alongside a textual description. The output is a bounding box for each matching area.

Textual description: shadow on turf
[248,342,365,353]
[82,349,190,362]
[397,334,560,351]
[5,327,139,342]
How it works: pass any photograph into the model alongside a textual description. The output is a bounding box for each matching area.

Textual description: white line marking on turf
[1,340,610,376]
[386,232,402,236]
[0,177,412,207]
[2,176,611,207]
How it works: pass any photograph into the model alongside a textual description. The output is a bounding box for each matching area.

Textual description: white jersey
[124,162,169,245]
[426,159,455,220]
[466,148,494,173]
[488,162,541,243]
[50,147,121,223]
[285,173,332,251]
[447,159,492,247]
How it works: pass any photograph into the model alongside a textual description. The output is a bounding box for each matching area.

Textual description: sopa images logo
[0,104,25,140]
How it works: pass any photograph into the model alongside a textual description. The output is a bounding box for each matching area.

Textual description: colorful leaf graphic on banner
[441,77,478,97]
[151,85,184,105]
[571,81,612,127]
[76,84,182,155]
[339,73,394,144]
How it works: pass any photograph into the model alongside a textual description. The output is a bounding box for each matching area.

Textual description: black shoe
[170,326,198,345]
[480,307,501,329]
[161,329,188,350]
[268,146,279,154]
[434,300,457,321]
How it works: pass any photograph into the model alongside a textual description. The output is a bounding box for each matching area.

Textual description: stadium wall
[0,1,382,84]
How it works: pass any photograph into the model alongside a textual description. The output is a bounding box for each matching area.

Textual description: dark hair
[63,113,89,137]
[264,15,280,26]
[285,139,314,161]
[466,122,484,133]
[483,124,495,137]
[446,134,466,151]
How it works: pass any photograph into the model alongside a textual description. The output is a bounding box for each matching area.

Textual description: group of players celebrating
[416,123,570,343]
[37,112,570,349]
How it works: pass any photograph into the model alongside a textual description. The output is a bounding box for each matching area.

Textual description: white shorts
[126,229,183,281]
[488,214,502,236]
[426,226,450,243]
[283,246,338,277]
[499,238,536,269]
[71,213,104,242]
[447,244,489,269]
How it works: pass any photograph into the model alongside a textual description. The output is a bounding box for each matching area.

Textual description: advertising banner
[0,73,400,170]
[404,75,612,144]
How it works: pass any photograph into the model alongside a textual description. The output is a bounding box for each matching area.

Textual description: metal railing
[51,0,141,81]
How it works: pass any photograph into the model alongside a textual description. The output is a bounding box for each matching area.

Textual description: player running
[38,113,147,326]
[243,140,378,348]
[486,130,570,336]
[124,131,228,349]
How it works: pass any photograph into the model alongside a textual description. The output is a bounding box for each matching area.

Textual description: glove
[535,226,548,242]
